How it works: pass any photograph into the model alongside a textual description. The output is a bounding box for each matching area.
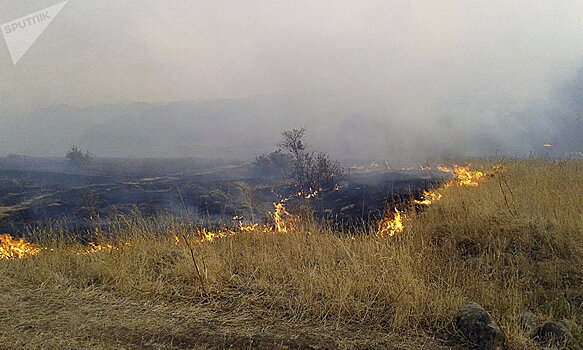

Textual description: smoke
[1,0,583,160]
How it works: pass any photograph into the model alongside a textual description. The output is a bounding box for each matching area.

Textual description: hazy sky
[1,0,583,157]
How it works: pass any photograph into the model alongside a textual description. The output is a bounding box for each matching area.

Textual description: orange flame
[271,202,297,233]
[437,165,453,173]
[196,227,231,242]
[377,209,406,238]
[378,164,485,238]
[413,190,443,206]
[238,222,260,232]
[0,234,40,260]
[453,164,483,186]
[438,164,483,186]
[81,242,117,255]
[190,192,301,243]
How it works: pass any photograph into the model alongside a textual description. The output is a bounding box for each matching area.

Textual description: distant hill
[80,98,301,159]
[0,103,152,157]
[0,99,295,159]
[3,93,581,161]
[0,96,391,160]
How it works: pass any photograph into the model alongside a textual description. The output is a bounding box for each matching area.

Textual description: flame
[544,143,553,148]
[238,222,260,232]
[268,191,304,232]
[377,164,485,238]
[2,190,305,254]
[0,234,40,260]
[413,190,442,206]
[196,227,236,242]
[437,165,453,173]
[81,242,117,255]
[438,164,483,186]
[452,165,483,187]
[377,209,406,238]
[81,241,131,255]
[190,191,302,242]
[271,202,297,233]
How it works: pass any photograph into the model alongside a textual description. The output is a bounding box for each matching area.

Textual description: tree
[66,146,92,168]
[278,128,343,192]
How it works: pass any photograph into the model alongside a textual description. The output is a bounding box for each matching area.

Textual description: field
[1,159,582,349]
[0,156,439,235]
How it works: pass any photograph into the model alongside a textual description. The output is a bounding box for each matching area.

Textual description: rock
[533,320,581,349]
[455,302,506,350]
[340,204,356,212]
[518,311,540,335]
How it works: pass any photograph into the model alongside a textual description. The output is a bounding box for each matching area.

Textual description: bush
[66,146,92,168]
[253,149,293,178]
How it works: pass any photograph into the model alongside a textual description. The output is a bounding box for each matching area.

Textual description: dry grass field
[1,159,582,349]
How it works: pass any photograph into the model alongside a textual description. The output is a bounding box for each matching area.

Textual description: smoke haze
[2,0,583,161]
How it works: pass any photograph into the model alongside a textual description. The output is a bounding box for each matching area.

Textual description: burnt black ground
[0,156,448,235]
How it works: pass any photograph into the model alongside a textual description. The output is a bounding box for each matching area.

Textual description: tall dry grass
[2,159,583,349]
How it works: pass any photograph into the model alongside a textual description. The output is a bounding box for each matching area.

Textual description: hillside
[5,94,581,161]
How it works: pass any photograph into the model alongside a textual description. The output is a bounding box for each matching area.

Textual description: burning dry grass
[0,233,40,260]
[1,159,583,349]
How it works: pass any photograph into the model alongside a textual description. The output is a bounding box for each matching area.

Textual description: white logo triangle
[1,1,68,65]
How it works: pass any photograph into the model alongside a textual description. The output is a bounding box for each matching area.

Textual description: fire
[238,222,260,232]
[438,164,483,186]
[81,242,117,255]
[413,190,442,206]
[271,202,297,233]
[437,165,453,173]
[1,189,304,255]
[81,241,131,255]
[185,192,302,243]
[1,163,487,251]
[0,234,40,260]
[453,165,483,186]
[544,143,553,148]
[377,163,485,238]
[197,227,227,242]
[377,209,406,238]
